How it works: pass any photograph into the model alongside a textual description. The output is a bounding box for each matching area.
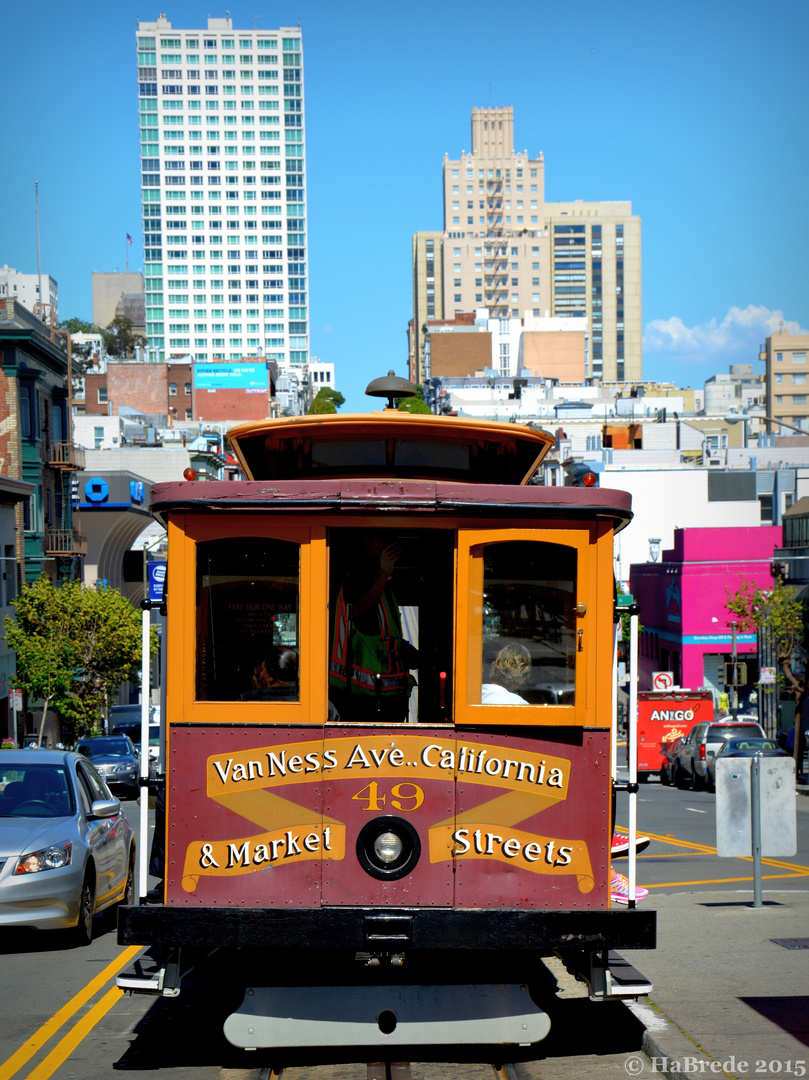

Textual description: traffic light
[724,662,748,686]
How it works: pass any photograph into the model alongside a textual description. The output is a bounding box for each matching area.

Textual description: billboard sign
[193,363,269,392]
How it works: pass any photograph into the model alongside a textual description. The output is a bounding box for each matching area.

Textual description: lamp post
[725,410,809,445]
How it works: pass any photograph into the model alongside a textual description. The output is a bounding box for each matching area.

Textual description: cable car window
[196,536,299,702]
[393,441,470,471]
[480,540,576,706]
[311,440,386,470]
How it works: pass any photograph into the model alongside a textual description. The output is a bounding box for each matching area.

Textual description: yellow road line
[648,873,809,888]
[0,945,140,1080]
[24,987,123,1080]
[616,827,809,888]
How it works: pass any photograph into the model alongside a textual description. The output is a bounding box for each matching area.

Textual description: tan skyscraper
[411,107,641,384]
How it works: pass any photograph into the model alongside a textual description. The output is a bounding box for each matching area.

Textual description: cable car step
[224,983,551,1049]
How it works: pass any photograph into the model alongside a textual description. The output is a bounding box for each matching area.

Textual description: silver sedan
[0,750,135,944]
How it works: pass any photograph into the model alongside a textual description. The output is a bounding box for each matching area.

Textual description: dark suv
[75,735,139,799]
[673,719,765,790]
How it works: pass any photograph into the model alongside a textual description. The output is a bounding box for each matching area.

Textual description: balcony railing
[47,442,85,470]
[45,529,87,557]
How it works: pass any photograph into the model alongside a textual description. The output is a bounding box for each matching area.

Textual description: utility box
[716,758,796,857]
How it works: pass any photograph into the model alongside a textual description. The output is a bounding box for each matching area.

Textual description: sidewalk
[622,884,809,1080]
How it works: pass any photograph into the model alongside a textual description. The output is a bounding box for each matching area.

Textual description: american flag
[126,233,132,244]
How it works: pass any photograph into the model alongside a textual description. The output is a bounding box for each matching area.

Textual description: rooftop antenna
[35,181,42,312]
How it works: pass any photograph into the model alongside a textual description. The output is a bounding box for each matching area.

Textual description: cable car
[118,374,655,1049]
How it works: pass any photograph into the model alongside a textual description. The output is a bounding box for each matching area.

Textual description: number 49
[351,781,424,812]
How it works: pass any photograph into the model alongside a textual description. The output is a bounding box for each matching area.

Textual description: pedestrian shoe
[610,870,649,904]
[611,831,651,857]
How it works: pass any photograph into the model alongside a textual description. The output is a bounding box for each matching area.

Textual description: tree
[104,315,146,359]
[58,316,97,336]
[396,385,432,414]
[309,396,336,414]
[2,576,75,744]
[726,576,807,765]
[4,576,158,744]
[726,577,805,697]
[58,315,103,381]
[307,387,345,414]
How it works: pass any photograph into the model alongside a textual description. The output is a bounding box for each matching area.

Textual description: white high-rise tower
[135,16,308,368]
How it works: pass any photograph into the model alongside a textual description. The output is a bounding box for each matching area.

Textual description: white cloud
[643,305,808,366]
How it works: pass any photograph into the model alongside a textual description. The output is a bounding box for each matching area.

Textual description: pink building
[630,526,782,702]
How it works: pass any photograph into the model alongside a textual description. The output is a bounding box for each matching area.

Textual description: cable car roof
[226,411,555,486]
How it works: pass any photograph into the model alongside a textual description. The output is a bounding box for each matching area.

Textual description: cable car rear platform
[118,904,655,1003]
[120,903,654,952]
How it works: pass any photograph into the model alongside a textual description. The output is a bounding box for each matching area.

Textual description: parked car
[706,737,791,791]
[74,736,140,800]
[660,736,686,785]
[672,719,766,790]
[0,750,135,943]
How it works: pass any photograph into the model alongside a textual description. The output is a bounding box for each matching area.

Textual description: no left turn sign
[653,671,674,691]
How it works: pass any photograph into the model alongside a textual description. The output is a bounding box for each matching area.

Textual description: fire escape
[484,178,509,318]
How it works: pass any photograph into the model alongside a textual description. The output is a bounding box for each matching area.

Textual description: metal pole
[751,755,762,908]
[628,609,639,905]
[611,616,619,785]
[35,181,42,313]
[731,623,739,720]
[139,605,151,901]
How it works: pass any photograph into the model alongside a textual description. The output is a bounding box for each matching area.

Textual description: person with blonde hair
[481,642,532,705]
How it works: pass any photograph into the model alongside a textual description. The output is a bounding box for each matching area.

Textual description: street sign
[148,561,167,603]
[11,689,22,712]
[759,667,776,685]
[652,671,674,691]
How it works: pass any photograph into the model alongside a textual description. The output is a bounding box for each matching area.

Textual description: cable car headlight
[373,831,403,864]
[357,817,421,880]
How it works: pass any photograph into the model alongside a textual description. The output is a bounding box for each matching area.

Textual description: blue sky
[2,0,807,412]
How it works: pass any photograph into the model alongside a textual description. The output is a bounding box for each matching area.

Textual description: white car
[0,750,135,944]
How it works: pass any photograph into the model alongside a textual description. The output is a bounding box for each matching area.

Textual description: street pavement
[621,786,809,1080]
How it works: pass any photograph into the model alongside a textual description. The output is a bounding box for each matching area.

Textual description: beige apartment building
[411,107,641,385]
[763,328,809,432]
[92,271,145,330]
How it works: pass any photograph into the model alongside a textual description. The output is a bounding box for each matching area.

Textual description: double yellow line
[629,828,809,888]
[0,945,141,1080]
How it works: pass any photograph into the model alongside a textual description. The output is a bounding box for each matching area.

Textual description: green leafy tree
[396,385,432,414]
[309,397,336,414]
[726,577,805,697]
[58,316,97,336]
[2,576,75,744]
[307,387,345,414]
[104,315,146,359]
[4,576,158,744]
[58,315,104,381]
[726,576,807,764]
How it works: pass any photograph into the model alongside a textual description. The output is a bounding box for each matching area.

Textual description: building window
[97,387,108,404]
[169,382,177,395]
[794,352,807,364]
[185,382,192,394]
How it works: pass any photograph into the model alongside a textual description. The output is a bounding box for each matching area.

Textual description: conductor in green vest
[329,533,418,723]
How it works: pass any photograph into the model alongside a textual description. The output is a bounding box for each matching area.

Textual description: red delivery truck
[636,690,714,782]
